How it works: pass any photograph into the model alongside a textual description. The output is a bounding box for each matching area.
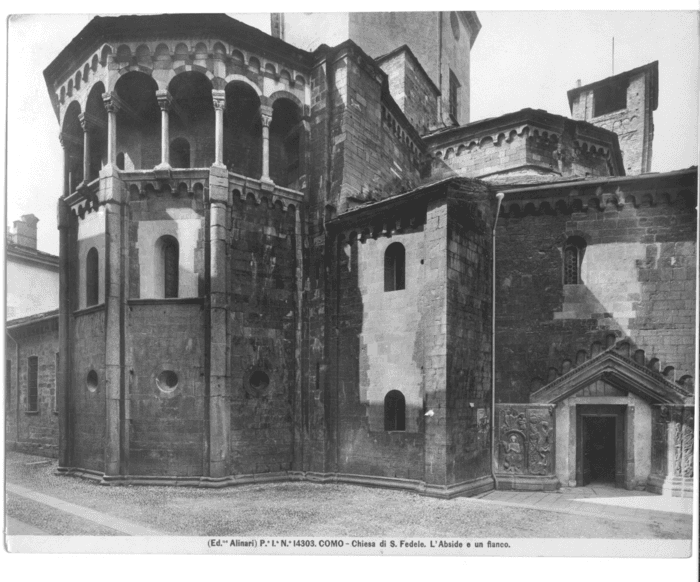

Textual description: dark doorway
[576,405,626,488]
[583,417,616,483]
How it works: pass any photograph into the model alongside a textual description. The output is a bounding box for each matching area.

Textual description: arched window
[116,152,125,170]
[384,242,406,292]
[157,235,179,298]
[384,390,406,431]
[563,236,586,285]
[86,247,99,306]
[171,138,190,169]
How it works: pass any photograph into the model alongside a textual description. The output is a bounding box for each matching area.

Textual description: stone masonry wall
[5,324,59,458]
[125,303,205,476]
[495,179,696,403]
[333,223,427,480]
[433,125,612,182]
[445,182,493,485]
[227,195,298,476]
[71,309,106,471]
[378,50,438,135]
[328,48,423,212]
[571,73,652,175]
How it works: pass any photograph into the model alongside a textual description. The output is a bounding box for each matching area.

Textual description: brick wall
[227,195,299,475]
[495,178,696,403]
[5,323,59,458]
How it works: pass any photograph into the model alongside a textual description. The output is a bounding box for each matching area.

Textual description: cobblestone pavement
[4,452,693,539]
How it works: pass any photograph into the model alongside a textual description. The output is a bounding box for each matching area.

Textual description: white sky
[3,6,699,257]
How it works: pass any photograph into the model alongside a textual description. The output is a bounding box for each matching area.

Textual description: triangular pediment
[530,349,693,405]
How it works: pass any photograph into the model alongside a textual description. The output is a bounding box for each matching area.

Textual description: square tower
[567,61,658,175]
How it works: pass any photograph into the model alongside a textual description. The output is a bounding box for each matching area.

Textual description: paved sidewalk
[7,483,163,536]
[474,483,692,529]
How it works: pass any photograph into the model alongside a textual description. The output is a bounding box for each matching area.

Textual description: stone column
[212,90,226,168]
[58,132,68,197]
[79,113,92,185]
[57,197,72,470]
[103,175,127,478]
[207,165,230,478]
[102,93,120,169]
[260,105,273,183]
[156,90,172,169]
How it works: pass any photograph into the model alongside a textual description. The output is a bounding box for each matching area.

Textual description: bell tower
[567,61,658,175]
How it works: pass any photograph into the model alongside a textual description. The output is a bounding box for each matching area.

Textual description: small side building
[6,215,60,457]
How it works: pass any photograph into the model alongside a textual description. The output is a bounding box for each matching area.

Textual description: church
[7,12,695,498]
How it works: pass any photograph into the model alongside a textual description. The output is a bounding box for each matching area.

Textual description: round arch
[168,71,215,168]
[266,89,303,109]
[269,97,302,188]
[85,81,108,181]
[114,71,160,170]
[61,100,83,193]
[224,73,262,97]
[223,80,262,178]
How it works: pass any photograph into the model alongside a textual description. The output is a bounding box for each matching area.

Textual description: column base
[260,177,275,192]
[646,474,694,497]
[494,473,560,491]
[153,164,172,179]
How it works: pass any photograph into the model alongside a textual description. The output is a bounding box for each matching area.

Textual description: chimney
[11,214,39,249]
[576,79,581,88]
[271,13,285,40]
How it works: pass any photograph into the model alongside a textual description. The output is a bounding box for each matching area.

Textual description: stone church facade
[13,12,694,498]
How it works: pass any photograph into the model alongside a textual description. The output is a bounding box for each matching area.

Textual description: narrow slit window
[159,235,179,298]
[384,390,406,431]
[86,247,99,306]
[27,356,38,412]
[563,236,586,285]
[384,242,406,292]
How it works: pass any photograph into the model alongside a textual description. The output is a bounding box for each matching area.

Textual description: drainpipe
[491,192,505,489]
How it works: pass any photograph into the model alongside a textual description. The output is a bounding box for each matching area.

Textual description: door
[576,405,626,487]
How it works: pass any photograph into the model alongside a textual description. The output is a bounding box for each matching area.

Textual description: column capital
[212,89,226,111]
[260,104,274,126]
[79,112,92,132]
[59,131,82,148]
[79,112,107,132]
[156,89,172,111]
[102,92,123,114]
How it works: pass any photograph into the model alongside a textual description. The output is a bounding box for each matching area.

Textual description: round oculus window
[246,370,270,397]
[156,370,179,393]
